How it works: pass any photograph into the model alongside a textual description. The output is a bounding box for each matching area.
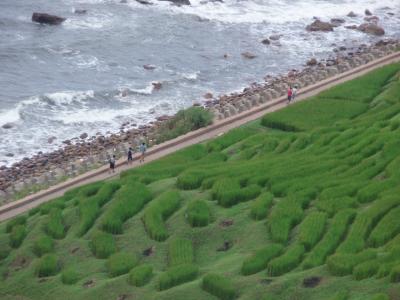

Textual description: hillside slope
[1,63,400,300]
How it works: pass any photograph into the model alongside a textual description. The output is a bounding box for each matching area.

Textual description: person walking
[109,155,116,173]
[287,86,293,103]
[291,85,298,102]
[139,142,147,163]
[127,147,133,165]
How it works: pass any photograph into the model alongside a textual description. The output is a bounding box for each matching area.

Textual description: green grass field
[1,63,400,300]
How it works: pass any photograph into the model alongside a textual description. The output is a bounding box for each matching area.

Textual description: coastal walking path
[1,51,399,222]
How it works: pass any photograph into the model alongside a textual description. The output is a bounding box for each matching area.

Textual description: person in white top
[291,85,298,102]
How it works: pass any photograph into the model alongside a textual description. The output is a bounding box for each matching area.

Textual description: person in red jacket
[287,86,293,103]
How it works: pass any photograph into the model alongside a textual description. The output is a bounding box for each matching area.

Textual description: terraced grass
[1,63,400,300]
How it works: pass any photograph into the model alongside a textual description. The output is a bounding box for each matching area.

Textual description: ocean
[0,0,399,166]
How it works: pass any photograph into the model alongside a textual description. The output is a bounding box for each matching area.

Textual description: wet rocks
[347,11,357,17]
[269,34,281,41]
[358,23,385,36]
[203,92,214,99]
[261,38,271,45]
[306,58,318,66]
[330,18,345,27]
[345,25,358,30]
[152,82,162,90]
[306,20,334,32]
[74,9,87,14]
[137,0,153,4]
[158,0,190,5]
[47,136,57,144]
[32,13,66,25]
[2,123,13,129]
[80,133,88,140]
[364,16,379,23]
[365,9,372,16]
[241,52,257,59]
[143,64,156,70]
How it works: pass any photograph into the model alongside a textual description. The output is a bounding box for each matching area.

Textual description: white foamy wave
[145,0,399,24]
[74,55,99,68]
[117,82,155,97]
[0,97,41,127]
[64,13,114,29]
[43,90,94,106]
[180,71,199,81]
[0,107,20,127]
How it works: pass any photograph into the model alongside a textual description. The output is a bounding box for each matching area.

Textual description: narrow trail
[1,51,399,222]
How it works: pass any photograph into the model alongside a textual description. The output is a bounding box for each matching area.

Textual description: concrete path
[1,51,399,222]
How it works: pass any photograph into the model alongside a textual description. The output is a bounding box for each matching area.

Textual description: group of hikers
[108,84,300,174]
[108,142,147,173]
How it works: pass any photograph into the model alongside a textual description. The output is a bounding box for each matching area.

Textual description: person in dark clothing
[127,147,133,165]
[109,155,116,173]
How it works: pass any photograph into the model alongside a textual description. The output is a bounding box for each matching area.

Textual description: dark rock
[47,136,57,144]
[306,20,334,32]
[339,46,347,51]
[203,92,213,99]
[74,9,87,14]
[365,9,372,16]
[156,115,170,122]
[364,16,379,23]
[269,34,281,41]
[136,0,153,4]
[32,13,66,25]
[261,38,270,45]
[330,18,345,27]
[358,23,385,36]
[241,52,257,59]
[220,219,234,227]
[83,279,95,288]
[345,25,358,30]
[152,82,162,90]
[347,11,357,17]
[143,246,155,256]
[2,123,13,129]
[303,276,322,288]
[5,153,14,157]
[158,0,190,5]
[217,240,232,252]
[306,58,318,66]
[223,53,229,59]
[143,64,156,70]
[80,133,88,139]
[62,140,72,145]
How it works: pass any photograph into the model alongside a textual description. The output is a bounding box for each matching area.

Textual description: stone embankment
[0,39,399,204]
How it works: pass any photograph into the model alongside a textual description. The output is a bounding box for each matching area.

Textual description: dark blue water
[0,0,399,166]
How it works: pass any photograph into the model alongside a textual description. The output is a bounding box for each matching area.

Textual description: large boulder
[32,13,66,25]
[358,23,385,36]
[306,20,334,32]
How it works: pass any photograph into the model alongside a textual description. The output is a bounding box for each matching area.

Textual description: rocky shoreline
[0,38,399,204]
